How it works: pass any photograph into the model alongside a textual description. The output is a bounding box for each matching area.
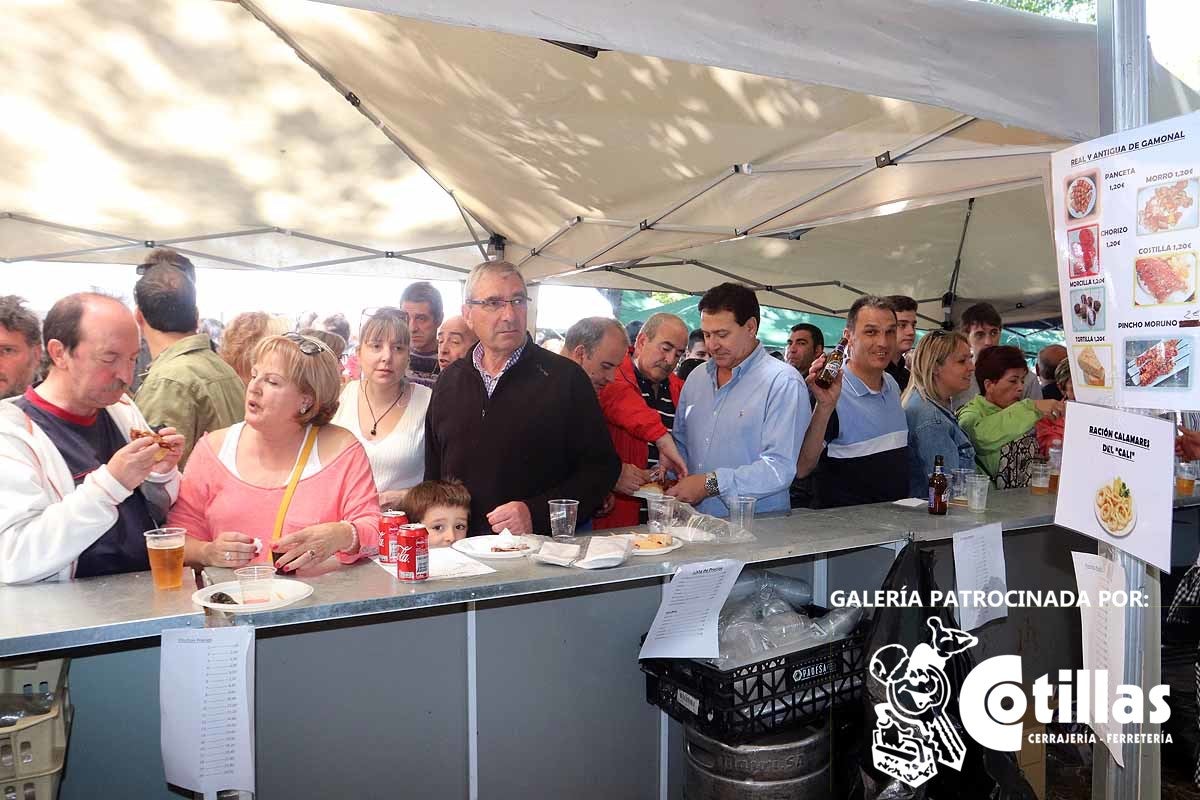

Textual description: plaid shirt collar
[472,340,527,397]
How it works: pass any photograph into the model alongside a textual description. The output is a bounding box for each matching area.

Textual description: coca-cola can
[397,524,429,582]
[378,510,409,563]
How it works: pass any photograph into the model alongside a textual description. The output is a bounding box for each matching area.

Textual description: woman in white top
[332,308,431,508]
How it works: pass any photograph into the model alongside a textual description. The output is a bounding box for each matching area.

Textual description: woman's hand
[272,522,357,572]
[1034,399,1066,419]
[379,489,408,511]
[204,531,257,567]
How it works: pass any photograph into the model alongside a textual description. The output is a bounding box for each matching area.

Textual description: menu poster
[1051,111,1200,410]
[1054,402,1174,571]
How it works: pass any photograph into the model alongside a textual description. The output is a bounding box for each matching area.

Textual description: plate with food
[1075,345,1109,388]
[451,531,541,560]
[1137,179,1198,235]
[622,533,684,556]
[1094,477,1136,537]
[1125,338,1191,388]
[1067,175,1098,220]
[192,579,313,613]
[1134,251,1197,305]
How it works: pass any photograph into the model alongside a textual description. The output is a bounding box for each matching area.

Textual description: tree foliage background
[980,0,1096,23]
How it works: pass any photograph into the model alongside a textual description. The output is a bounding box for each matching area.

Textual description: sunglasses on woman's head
[282,332,333,356]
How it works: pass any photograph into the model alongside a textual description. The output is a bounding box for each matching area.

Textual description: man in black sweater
[425,261,620,535]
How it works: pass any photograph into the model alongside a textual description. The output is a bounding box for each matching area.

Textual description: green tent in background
[614,291,1063,358]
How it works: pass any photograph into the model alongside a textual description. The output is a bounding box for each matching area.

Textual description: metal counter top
[2,490,1195,658]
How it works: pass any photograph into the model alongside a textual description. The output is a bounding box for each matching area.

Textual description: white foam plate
[192,578,313,613]
[452,535,542,560]
[1094,486,1137,538]
[625,535,683,556]
[630,489,666,500]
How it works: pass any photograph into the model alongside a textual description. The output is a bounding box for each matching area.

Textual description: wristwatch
[703,472,720,498]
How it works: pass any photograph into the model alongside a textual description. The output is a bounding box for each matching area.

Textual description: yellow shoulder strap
[271,425,320,549]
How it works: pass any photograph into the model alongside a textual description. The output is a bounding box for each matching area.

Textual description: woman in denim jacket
[902,330,978,497]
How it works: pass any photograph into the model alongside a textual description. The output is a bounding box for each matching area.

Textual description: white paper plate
[630,488,666,500]
[623,535,684,556]
[192,579,313,613]
[1094,489,1137,538]
[452,535,542,560]
[1067,176,1097,219]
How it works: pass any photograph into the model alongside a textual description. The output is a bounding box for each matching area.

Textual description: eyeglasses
[361,307,409,323]
[282,332,333,356]
[465,296,529,313]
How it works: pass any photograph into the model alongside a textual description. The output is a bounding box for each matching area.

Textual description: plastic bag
[667,501,757,544]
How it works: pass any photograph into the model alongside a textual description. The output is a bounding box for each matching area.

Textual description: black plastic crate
[642,630,866,742]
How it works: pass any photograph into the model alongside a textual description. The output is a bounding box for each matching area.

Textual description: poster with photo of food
[1054,403,1173,572]
[1053,111,1200,410]
[1123,337,1191,389]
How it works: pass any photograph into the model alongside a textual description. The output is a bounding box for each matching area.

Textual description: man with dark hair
[676,328,708,380]
[322,313,352,344]
[883,295,919,392]
[0,293,184,583]
[425,262,619,535]
[401,281,445,386]
[134,264,244,466]
[668,283,808,516]
[132,249,197,394]
[797,295,911,507]
[785,323,824,375]
[564,317,629,393]
[0,295,42,399]
[952,301,1040,409]
[1036,344,1068,401]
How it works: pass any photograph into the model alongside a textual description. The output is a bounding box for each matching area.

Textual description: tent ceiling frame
[2,213,476,274]
[515,217,582,268]
[450,191,489,262]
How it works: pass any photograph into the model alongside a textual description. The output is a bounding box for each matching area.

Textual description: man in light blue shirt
[668,283,809,516]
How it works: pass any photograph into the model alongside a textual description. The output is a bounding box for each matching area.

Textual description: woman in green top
[957,346,1065,488]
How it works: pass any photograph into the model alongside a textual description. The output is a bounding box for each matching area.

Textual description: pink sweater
[169,433,381,565]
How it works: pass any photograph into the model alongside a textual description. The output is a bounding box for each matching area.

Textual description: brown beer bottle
[815,338,848,389]
[928,455,948,515]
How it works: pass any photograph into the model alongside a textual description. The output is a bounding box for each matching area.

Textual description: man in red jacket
[594,313,691,529]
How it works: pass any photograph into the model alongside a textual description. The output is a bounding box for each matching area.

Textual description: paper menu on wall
[161,626,255,800]
[952,524,1007,631]
[1051,111,1200,409]
[639,559,744,660]
[1053,402,1173,571]
[1071,551,1126,767]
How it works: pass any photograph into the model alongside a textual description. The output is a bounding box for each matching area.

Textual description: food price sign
[1052,111,1200,410]
[1054,402,1174,572]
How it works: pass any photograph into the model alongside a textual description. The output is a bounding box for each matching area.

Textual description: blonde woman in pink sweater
[170,333,380,573]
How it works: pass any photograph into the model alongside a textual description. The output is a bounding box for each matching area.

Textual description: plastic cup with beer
[1177,462,1196,497]
[966,475,990,513]
[951,468,973,503]
[235,565,276,604]
[1029,462,1051,495]
[144,527,186,590]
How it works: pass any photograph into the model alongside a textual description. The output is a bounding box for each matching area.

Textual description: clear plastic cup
[647,495,678,534]
[549,499,579,541]
[951,469,973,503]
[1177,462,1196,496]
[234,566,275,604]
[730,496,756,533]
[1029,462,1051,495]
[144,527,186,590]
[966,475,990,513]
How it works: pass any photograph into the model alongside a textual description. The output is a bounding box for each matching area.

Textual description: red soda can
[378,510,409,563]
[396,523,429,582]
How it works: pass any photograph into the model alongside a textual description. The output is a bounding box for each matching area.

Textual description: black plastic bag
[856,542,1037,800]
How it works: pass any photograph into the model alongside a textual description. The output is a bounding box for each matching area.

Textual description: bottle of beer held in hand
[815,338,848,389]
[928,454,948,515]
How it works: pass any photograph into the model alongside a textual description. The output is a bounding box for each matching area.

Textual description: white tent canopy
[3,0,1196,320]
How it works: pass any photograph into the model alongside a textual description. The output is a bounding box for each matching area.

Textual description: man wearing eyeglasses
[424,262,620,536]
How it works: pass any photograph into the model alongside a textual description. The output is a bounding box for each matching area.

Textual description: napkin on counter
[532,538,632,569]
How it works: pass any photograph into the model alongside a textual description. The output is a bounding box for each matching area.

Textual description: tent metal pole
[738,114,976,234]
[747,145,1057,174]
[283,231,382,255]
[577,167,739,267]
[276,255,385,273]
[945,197,976,304]
[688,260,839,315]
[1096,1,1152,798]
[769,281,841,290]
[9,242,144,262]
[155,227,278,246]
[514,219,581,268]
[749,177,1042,239]
[5,213,142,243]
[389,254,470,274]
[450,191,490,261]
[509,240,579,269]
[169,247,270,271]
[588,267,692,295]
